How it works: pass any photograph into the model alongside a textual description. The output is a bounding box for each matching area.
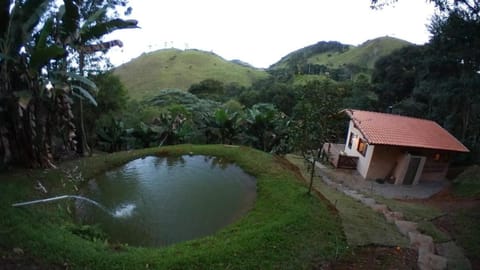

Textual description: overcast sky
[105,0,436,68]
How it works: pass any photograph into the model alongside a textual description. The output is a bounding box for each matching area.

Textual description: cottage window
[433,153,449,162]
[357,138,368,156]
[348,132,354,149]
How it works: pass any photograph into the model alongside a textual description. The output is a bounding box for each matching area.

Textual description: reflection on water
[75,155,256,247]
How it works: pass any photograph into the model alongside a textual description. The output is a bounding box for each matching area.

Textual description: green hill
[310,36,412,69]
[114,49,269,100]
[270,36,412,75]
[115,37,411,100]
[270,41,350,70]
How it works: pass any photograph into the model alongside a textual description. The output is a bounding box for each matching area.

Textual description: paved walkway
[315,162,450,199]
[312,161,469,270]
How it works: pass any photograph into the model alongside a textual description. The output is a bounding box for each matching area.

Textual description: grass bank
[0,145,346,269]
[448,164,480,266]
[285,154,408,248]
[449,207,480,264]
[452,165,480,198]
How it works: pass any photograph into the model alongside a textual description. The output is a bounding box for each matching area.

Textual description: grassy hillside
[114,37,410,100]
[114,49,269,100]
[270,40,350,70]
[271,36,411,72]
[309,36,411,69]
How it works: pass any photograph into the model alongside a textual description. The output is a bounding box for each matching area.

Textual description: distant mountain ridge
[113,36,412,100]
[113,49,268,100]
[270,36,411,72]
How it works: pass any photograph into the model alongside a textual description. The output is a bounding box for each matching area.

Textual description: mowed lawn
[0,145,346,269]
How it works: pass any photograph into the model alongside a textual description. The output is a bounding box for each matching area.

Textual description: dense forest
[1,0,479,169]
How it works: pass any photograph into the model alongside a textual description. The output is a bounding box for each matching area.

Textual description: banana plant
[55,0,137,156]
[150,109,187,146]
[244,103,280,151]
[131,121,164,148]
[0,0,68,168]
[96,116,129,152]
[0,0,137,168]
[207,108,241,144]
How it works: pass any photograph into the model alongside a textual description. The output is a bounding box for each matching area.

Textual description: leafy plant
[290,79,343,194]
[96,116,130,152]
[204,108,241,144]
[0,0,137,168]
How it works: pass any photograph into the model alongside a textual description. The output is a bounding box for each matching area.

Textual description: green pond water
[75,155,256,247]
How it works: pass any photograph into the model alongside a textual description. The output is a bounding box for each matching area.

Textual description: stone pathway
[314,162,449,270]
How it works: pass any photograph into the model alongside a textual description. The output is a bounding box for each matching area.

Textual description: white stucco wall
[343,120,374,179]
[344,121,361,156]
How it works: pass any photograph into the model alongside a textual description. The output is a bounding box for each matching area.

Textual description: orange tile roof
[344,109,469,152]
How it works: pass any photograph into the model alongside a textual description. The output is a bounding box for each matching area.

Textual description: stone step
[418,249,447,270]
[359,197,376,207]
[350,193,365,200]
[409,231,435,253]
[384,210,404,223]
[370,203,388,214]
[315,169,448,270]
[395,220,418,237]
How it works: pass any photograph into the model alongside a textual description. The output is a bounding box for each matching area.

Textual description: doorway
[403,156,423,185]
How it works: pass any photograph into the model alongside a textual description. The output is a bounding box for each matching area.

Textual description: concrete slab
[314,161,449,199]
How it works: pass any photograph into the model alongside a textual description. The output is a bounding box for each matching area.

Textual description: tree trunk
[77,52,91,156]
[6,100,43,168]
[0,126,11,166]
[308,156,315,195]
[78,99,91,156]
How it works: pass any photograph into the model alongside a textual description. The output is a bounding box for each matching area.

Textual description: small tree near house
[291,79,342,194]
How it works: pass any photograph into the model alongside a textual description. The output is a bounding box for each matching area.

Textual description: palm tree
[55,0,137,156]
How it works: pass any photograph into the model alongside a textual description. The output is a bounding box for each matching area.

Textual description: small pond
[75,155,256,247]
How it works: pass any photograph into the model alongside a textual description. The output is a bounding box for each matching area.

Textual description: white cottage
[342,109,469,185]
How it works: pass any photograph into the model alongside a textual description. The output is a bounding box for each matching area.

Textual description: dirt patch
[426,186,480,205]
[398,186,480,218]
[273,155,306,182]
[432,215,456,238]
[314,245,418,270]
